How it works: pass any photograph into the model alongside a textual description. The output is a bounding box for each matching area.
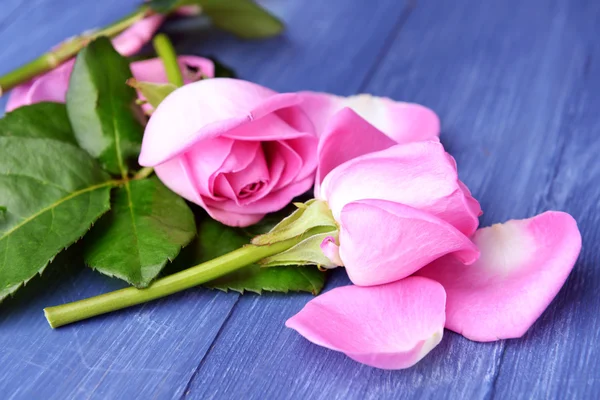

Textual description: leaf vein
[0,180,118,242]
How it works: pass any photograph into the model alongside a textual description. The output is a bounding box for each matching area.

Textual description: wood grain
[0,0,598,399]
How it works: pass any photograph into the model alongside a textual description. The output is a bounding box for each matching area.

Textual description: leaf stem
[44,236,302,328]
[0,6,152,95]
[152,34,184,87]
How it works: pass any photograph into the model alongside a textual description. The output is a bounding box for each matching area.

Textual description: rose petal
[286,277,446,370]
[266,141,303,190]
[204,174,315,216]
[322,141,482,236]
[338,199,479,286]
[320,236,343,267]
[224,144,271,204]
[206,207,265,228]
[112,14,165,56]
[298,91,440,142]
[131,56,215,83]
[281,136,319,182]
[5,60,74,112]
[184,137,235,199]
[417,211,581,342]
[154,155,205,206]
[139,79,310,166]
[315,107,396,195]
[6,56,214,113]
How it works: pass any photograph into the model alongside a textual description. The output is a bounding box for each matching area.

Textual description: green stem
[0,6,152,95]
[44,237,302,328]
[152,33,184,87]
[133,166,154,180]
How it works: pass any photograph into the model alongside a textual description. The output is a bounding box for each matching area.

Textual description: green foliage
[0,102,76,145]
[177,216,325,295]
[0,134,113,301]
[66,37,144,176]
[84,177,196,287]
[149,0,284,39]
[127,79,176,109]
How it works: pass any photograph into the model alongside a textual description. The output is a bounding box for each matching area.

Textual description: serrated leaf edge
[0,186,113,302]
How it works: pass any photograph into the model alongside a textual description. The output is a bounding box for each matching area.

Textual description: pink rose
[288,212,581,369]
[297,92,442,194]
[111,15,165,56]
[138,78,318,227]
[6,56,214,112]
[285,110,581,369]
[5,14,184,112]
[315,108,481,286]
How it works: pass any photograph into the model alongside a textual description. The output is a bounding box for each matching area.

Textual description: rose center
[238,180,267,198]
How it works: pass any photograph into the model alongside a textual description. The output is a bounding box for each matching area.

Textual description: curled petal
[298,91,440,142]
[154,155,206,206]
[139,79,314,166]
[203,174,315,216]
[315,108,396,196]
[286,277,446,370]
[322,141,482,236]
[320,236,343,268]
[5,56,214,113]
[112,14,166,56]
[338,199,479,286]
[417,211,581,342]
[5,60,74,112]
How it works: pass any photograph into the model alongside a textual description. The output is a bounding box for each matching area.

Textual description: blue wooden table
[1,0,599,398]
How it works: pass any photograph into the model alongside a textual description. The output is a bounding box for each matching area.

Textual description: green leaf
[84,177,196,287]
[127,78,176,109]
[149,0,284,39]
[177,217,325,295]
[0,136,113,301]
[66,37,144,176]
[0,102,76,145]
[148,0,182,13]
[199,0,284,39]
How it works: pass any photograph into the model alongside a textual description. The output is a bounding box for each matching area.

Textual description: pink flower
[316,108,481,285]
[138,78,318,227]
[5,14,168,112]
[298,91,441,142]
[111,14,166,57]
[286,110,581,369]
[6,56,214,112]
[417,211,581,341]
[287,277,446,370]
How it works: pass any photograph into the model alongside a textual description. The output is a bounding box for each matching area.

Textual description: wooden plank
[185,0,594,399]
[0,1,236,399]
[0,0,408,399]
[491,2,600,398]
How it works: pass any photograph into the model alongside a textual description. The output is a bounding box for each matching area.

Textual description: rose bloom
[286,110,581,370]
[138,78,319,227]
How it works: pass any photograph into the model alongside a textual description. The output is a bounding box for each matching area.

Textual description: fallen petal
[339,199,479,286]
[286,276,446,369]
[417,211,582,342]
